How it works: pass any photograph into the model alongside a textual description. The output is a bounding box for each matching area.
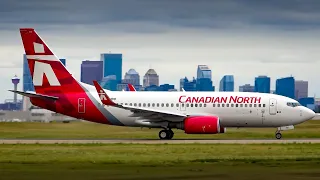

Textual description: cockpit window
[287,102,301,107]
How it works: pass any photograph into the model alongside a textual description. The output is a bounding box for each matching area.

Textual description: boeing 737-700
[13,28,316,140]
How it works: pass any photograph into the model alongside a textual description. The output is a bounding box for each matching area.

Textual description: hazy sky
[1,0,320,102]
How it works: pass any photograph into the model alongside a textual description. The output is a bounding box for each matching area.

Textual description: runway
[1,139,320,144]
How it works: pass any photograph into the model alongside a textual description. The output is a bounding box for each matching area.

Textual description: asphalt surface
[1,139,320,144]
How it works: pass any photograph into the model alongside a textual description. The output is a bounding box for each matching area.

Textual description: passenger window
[231,104,234,107]
[176,103,179,107]
[134,103,137,106]
[217,104,220,107]
[186,104,189,107]
[143,103,146,107]
[249,104,252,107]
[226,104,229,107]
[236,104,238,107]
[147,103,150,107]
[152,103,155,107]
[195,104,198,107]
[125,103,128,105]
[171,103,174,107]
[263,104,266,107]
[213,104,215,107]
[240,104,243,107]
[245,104,247,107]
[182,104,184,107]
[204,104,207,107]
[258,104,261,107]
[161,103,164,107]
[254,104,257,107]
[138,103,141,107]
[157,103,159,107]
[199,104,202,107]
[191,104,194,107]
[222,104,225,107]
[166,103,169,107]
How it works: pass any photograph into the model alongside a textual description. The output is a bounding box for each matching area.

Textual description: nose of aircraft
[302,107,315,120]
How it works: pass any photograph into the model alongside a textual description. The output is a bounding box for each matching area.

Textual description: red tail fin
[127,84,136,91]
[20,28,82,95]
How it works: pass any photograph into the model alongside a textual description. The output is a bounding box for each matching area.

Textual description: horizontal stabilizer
[9,90,59,101]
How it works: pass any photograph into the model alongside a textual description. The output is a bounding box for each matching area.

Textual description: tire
[159,130,168,140]
[275,132,282,139]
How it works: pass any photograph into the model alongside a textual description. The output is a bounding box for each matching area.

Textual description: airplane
[127,84,136,91]
[14,28,316,140]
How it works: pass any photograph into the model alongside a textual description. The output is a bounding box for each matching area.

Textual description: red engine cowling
[182,116,225,134]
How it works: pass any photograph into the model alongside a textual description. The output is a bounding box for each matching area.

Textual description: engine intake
[176,116,226,134]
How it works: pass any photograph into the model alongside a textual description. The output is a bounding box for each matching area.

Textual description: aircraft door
[78,98,86,113]
[269,98,277,115]
[180,103,186,111]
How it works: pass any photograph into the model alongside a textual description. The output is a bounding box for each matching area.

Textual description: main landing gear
[159,129,174,140]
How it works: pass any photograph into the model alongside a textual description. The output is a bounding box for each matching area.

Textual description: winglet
[128,84,136,91]
[93,81,116,106]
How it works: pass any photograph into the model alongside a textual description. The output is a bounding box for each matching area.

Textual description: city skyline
[1,1,320,101]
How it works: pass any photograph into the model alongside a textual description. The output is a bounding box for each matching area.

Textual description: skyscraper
[23,54,34,92]
[196,65,213,91]
[239,84,254,92]
[80,60,103,85]
[275,77,295,99]
[59,58,66,66]
[122,69,140,86]
[100,75,117,91]
[143,69,159,87]
[101,53,122,83]
[295,80,308,100]
[197,65,212,80]
[254,76,270,93]
[181,77,197,91]
[219,75,234,91]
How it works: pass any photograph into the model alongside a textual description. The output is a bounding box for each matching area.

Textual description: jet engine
[176,116,226,134]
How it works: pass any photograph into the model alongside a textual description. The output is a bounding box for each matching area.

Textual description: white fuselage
[84,84,315,128]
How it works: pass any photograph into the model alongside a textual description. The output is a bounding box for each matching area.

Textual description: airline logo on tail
[33,61,61,86]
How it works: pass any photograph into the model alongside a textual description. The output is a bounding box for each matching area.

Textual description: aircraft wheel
[275,132,282,139]
[159,130,168,140]
[168,130,174,139]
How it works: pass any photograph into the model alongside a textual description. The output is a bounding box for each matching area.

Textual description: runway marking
[1,139,320,144]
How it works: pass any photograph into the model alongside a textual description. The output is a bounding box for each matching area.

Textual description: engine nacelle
[177,116,226,134]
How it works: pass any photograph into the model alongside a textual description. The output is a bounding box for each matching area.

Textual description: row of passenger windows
[119,102,266,108]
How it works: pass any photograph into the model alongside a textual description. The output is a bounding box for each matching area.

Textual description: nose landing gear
[159,129,174,140]
[275,130,282,139]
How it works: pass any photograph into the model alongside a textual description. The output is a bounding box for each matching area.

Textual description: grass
[0,120,319,139]
[0,143,320,180]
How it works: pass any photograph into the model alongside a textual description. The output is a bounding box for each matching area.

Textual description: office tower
[295,80,308,100]
[101,53,122,83]
[143,69,159,87]
[23,54,35,92]
[181,77,197,91]
[197,65,212,80]
[239,84,254,92]
[275,77,295,99]
[122,69,140,86]
[254,75,270,93]
[80,60,103,85]
[100,75,117,91]
[219,75,234,91]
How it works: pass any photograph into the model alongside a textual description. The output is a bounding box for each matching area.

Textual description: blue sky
[1,0,320,101]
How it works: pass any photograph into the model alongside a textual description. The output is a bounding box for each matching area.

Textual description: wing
[93,81,186,122]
